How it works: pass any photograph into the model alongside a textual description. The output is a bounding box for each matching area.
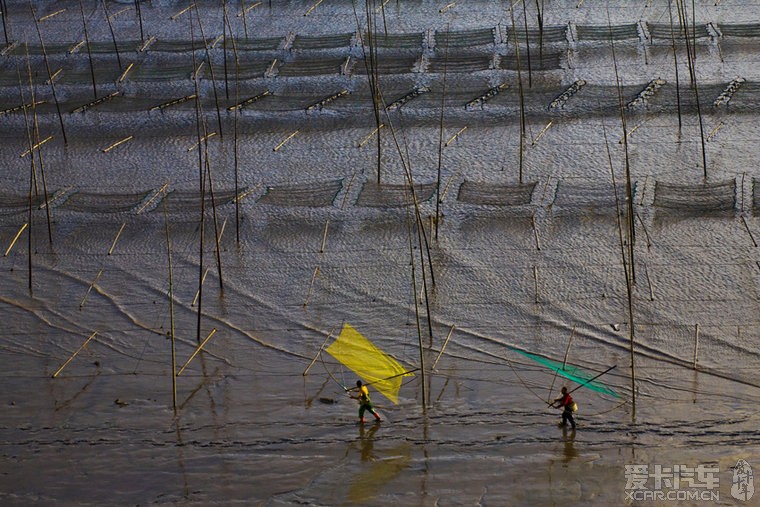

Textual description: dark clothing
[555,392,576,429]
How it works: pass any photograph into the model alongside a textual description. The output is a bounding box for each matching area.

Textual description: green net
[511,348,619,398]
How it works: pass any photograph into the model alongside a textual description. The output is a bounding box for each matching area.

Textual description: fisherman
[349,380,381,424]
[551,386,577,429]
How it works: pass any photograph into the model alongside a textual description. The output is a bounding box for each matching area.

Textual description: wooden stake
[320,220,329,253]
[432,325,455,370]
[187,132,217,151]
[4,223,27,256]
[693,323,699,370]
[20,135,53,158]
[533,265,540,303]
[170,4,195,21]
[531,121,553,145]
[191,268,210,307]
[38,9,66,22]
[80,269,104,308]
[108,223,126,255]
[176,328,217,376]
[51,332,97,378]
[742,216,758,247]
[163,199,177,412]
[357,124,384,148]
[117,62,134,83]
[445,126,467,147]
[304,0,323,16]
[102,135,133,153]
[136,183,169,214]
[531,215,541,251]
[273,130,299,152]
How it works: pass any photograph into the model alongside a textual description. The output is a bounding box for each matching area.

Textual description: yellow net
[325,323,414,404]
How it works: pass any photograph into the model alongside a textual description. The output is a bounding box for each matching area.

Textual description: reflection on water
[347,422,412,504]
[562,426,578,465]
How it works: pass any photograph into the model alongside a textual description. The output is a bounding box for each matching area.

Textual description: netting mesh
[653,180,736,215]
[257,180,343,207]
[434,28,496,48]
[457,181,536,206]
[355,181,436,207]
[552,181,628,214]
[60,191,152,214]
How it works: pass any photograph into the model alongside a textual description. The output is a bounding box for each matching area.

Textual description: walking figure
[349,380,381,424]
[551,386,577,429]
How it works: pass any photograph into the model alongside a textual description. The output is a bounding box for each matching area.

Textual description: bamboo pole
[533,265,539,303]
[0,0,8,44]
[303,266,320,308]
[80,268,103,308]
[78,0,98,100]
[134,0,144,42]
[445,126,467,147]
[320,220,329,253]
[38,8,66,22]
[531,121,552,146]
[177,328,217,376]
[20,135,52,158]
[191,4,224,138]
[192,268,210,307]
[304,0,323,16]
[108,223,126,255]
[171,4,195,21]
[102,135,133,153]
[135,183,169,214]
[693,323,699,370]
[4,223,28,256]
[303,327,336,375]
[357,124,384,147]
[273,130,299,151]
[431,325,455,370]
[52,332,97,378]
[101,0,122,70]
[163,199,177,413]
[117,62,134,83]
[27,61,53,245]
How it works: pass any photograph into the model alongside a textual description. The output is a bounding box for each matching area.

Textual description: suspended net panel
[575,24,639,41]
[653,180,736,215]
[363,31,425,50]
[355,181,436,208]
[155,189,244,213]
[257,180,342,207]
[354,55,420,75]
[426,54,493,74]
[717,23,760,37]
[149,38,217,52]
[276,57,347,76]
[552,181,627,214]
[132,61,197,82]
[457,181,536,206]
[501,25,569,44]
[209,60,273,80]
[498,51,563,71]
[228,37,283,51]
[60,191,152,213]
[291,33,354,50]
[433,28,496,48]
[647,23,711,40]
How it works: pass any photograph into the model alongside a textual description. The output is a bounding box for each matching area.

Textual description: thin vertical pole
[164,200,177,413]
[78,0,98,100]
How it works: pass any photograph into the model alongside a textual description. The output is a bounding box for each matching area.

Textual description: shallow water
[2,1,760,505]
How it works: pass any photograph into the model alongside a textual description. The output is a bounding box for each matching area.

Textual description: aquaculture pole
[163,200,177,413]
[134,0,144,42]
[78,0,98,100]
[1,0,9,44]
[30,3,68,145]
